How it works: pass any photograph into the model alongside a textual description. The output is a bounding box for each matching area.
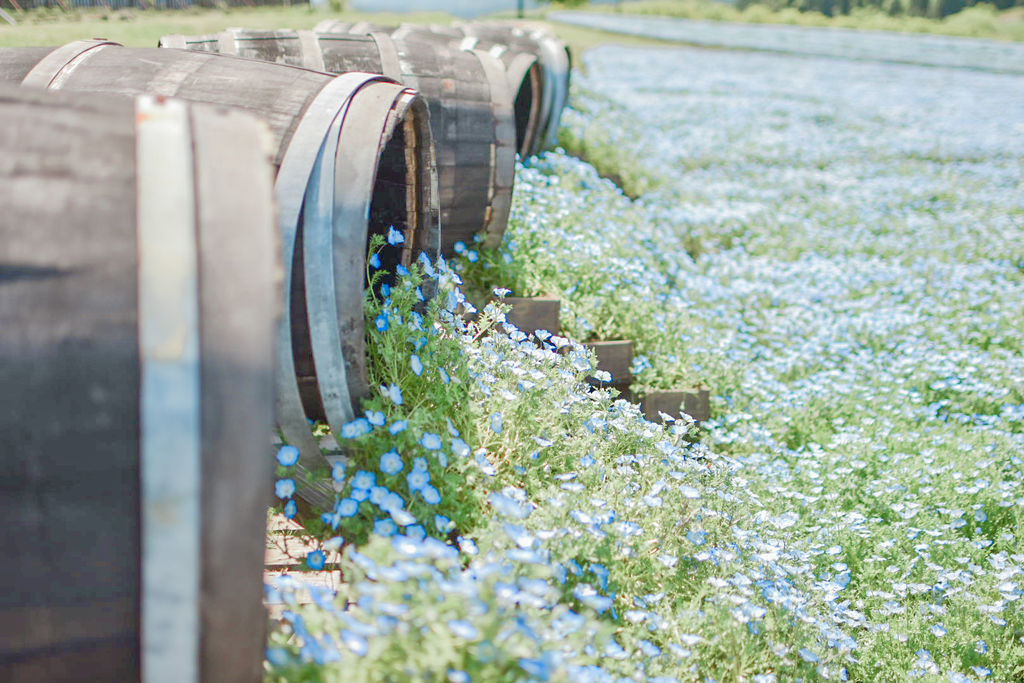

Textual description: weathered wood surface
[584,339,634,386]
[4,42,440,505]
[453,22,571,151]
[0,85,276,683]
[382,23,542,157]
[501,296,561,335]
[159,28,515,255]
[642,388,712,423]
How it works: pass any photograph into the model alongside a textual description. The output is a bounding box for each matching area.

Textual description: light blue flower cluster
[266,24,1024,683]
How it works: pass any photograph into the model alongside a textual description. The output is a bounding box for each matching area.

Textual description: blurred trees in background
[734,0,1020,18]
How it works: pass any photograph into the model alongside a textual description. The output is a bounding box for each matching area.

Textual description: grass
[0,3,681,53]
[586,0,1024,41]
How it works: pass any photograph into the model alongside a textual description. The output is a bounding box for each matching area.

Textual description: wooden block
[501,296,560,335]
[642,388,711,423]
[583,339,634,385]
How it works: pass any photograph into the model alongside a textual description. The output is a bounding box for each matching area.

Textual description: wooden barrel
[390,23,543,158]
[1,41,441,507]
[160,28,516,256]
[0,85,276,682]
[314,19,569,154]
[313,20,543,158]
[454,22,571,152]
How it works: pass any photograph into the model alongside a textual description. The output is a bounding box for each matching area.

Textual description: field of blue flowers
[265,23,1024,683]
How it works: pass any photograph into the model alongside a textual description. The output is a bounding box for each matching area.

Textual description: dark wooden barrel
[0,85,276,682]
[313,20,543,158]
[454,22,571,152]
[390,23,543,158]
[160,28,516,256]
[1,40,441,507]
[314,19,568,154]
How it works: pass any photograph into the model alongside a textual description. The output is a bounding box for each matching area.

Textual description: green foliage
[602,0,1024,40]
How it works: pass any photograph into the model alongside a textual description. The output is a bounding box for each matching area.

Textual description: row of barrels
[0,22,570,683]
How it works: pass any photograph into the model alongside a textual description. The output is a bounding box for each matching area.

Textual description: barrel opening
[513,62,542,157]
[368,114,414,290]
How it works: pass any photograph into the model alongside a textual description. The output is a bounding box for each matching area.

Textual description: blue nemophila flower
[274,478,295,499]
[415,286,425,302]
[388,420,408,435]
[489,491,531,519]
[381,383,403,406]
[420,485,441,505]
[447,619,478,640]
[439,367,451,384]
[380,283,390,297]
[276,445,299,467]
[380,450,404,476]
[283,499,297,518]
[390,508,416,526]
[368,252,381,269]
[417,251,435,277]
[306,549,326,571]
[573,584,612,613]
[466,250,479,263]
[369,486,389,507]
[453,241,467,254]
[340,418,371,439]
[331,462,346,483]
[386,225,404,245]
[374,518,397,536]
[447,670,470,683]
[490,412,503,434]
[374,313,389,333]
[798,648,819,663]
[266,647,290,667]
[451,438,470,458]
[590,564,610,592]
[407,469,430,492]
[435,514,453,533]
[366,410,386,427]
[410,354,423,376]
[337,498,359,517]
[339,629,368,657]
[396,264,409,277]
[351,471,376,490]
[420,433,442,450]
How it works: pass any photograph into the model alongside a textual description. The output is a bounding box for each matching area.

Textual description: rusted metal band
[21,39,120,89]
[135,94,201,683]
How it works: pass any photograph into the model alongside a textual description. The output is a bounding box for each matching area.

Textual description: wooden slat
[642,388,712,423]
[0,86,140,682]
[192,102,277,683]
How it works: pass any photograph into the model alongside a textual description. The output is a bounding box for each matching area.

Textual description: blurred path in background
[551,10,1024,73]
